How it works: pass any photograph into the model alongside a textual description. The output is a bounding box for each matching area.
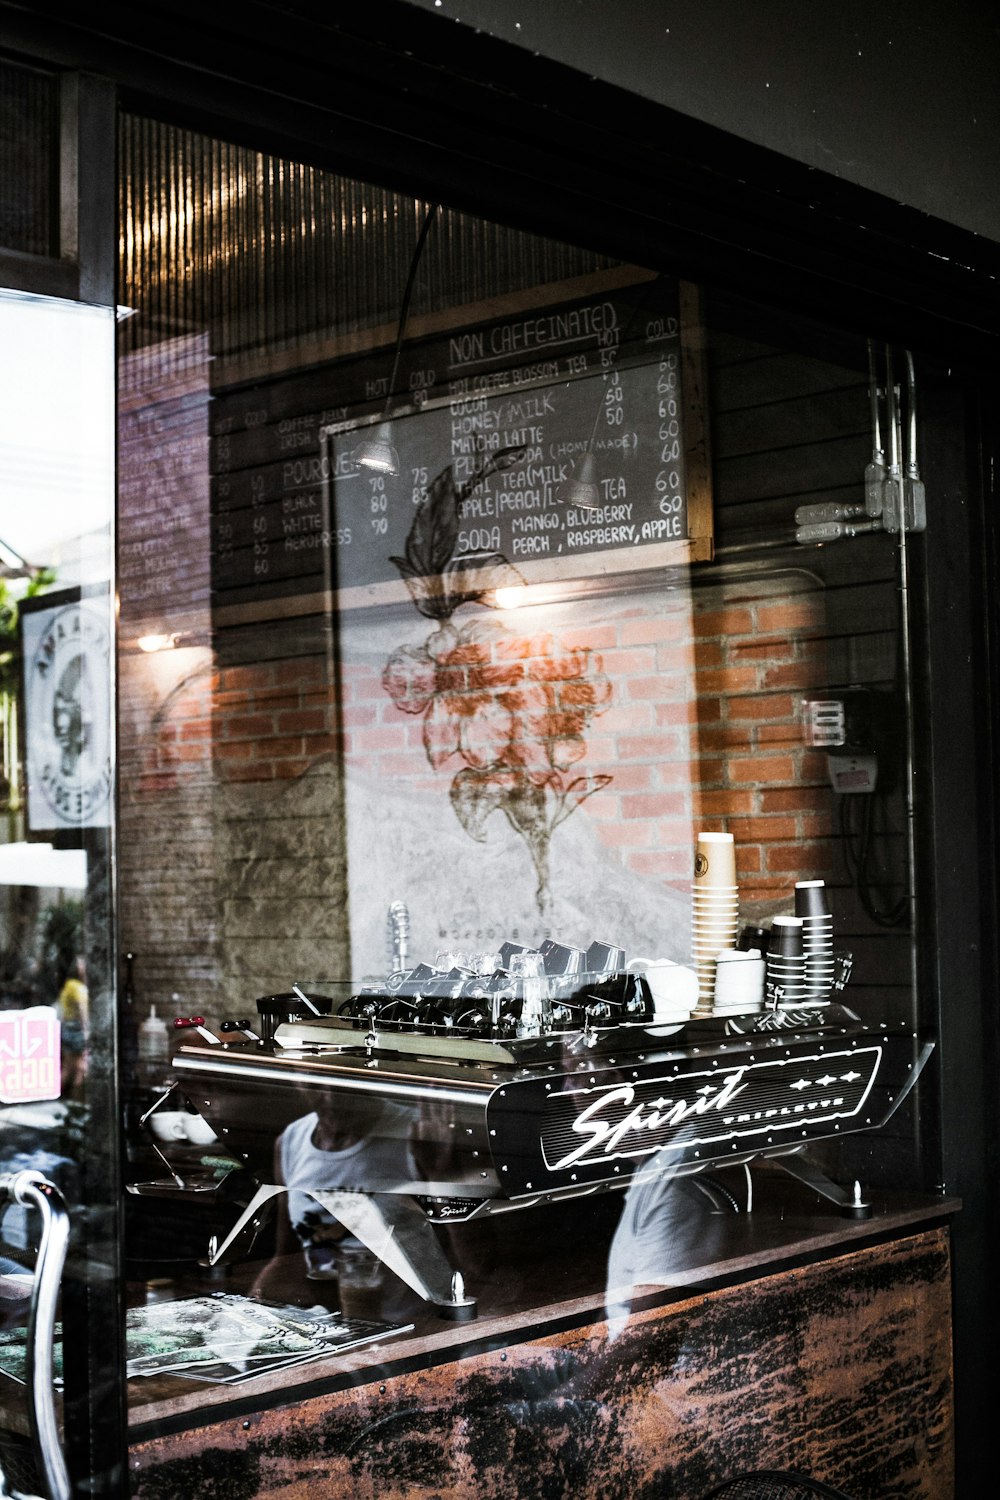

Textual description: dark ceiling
[2,0,1000,363]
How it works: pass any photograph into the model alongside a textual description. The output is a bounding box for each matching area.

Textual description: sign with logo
[0,1007,61,1104]
[486,1037,902,1196]
[21,593,113,830]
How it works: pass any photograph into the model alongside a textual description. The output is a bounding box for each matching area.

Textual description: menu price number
[369,474,389,536]
[655,350,683,533]
[216,522,234,575]
[603,369,625,427]
[410,466,429,506]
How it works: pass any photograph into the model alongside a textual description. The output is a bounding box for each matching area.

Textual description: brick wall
[690,582,832,908]
[118,338,220,1014]
[119,567,835,1007]
[213,655,340,782]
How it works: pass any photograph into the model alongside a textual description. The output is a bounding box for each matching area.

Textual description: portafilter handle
[173,1015,222,1045]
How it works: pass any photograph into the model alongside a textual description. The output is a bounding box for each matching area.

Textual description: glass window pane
[0,59,57,258]
[114,115,937,1471]
[1,287,116,1496]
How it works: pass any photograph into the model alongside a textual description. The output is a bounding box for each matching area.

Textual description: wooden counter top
[125,1178,959,1436]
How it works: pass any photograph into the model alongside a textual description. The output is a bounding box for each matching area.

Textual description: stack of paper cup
[795,879,835,1004]
[766,915,806,1007]
[713,948,765,1013]
[692,832,739,1009]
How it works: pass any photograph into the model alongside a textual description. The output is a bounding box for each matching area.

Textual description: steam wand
[387,901,410,972]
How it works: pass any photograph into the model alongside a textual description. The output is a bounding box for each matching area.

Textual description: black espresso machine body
[156,987,932,1315]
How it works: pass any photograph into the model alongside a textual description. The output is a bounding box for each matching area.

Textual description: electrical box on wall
[802,687,887,795]
[826,753,878,794]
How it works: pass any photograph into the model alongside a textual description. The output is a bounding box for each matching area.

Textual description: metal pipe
[865,340,887,516]
[904,349,920,479]
[387,901,410,972]
[895,379,920,953]
[868,338,885,465]
[886,346,901,478]
[0,1171,71,1500]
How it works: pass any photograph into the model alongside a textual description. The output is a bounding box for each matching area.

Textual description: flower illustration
[383,616,612,908]
[390,449,526,620]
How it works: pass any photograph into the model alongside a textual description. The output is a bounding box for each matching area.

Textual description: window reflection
[1,292,115,1487]
[111,119,929,1428]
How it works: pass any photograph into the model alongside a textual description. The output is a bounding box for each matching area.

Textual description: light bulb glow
[494,586,528,610]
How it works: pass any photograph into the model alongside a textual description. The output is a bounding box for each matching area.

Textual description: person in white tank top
[279,1096,419,1266]
[252,1092,426,1317]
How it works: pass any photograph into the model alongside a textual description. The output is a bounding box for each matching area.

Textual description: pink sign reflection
[0,1006,61,1104]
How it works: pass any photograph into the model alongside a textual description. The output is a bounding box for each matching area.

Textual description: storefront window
[1,286,116,1495]
[111,114,941,1491]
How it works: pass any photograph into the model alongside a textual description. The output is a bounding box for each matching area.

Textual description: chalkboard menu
[210,277,711,618]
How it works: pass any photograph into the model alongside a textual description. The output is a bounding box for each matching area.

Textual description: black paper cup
[738,924,770,954]
[766,948,805,1006]
[795,880,830,919]
[769,915,804,957]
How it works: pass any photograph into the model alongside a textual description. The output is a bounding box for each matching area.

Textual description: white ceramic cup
[147,1110,219,1146]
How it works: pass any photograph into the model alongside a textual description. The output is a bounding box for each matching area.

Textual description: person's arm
[250,1138,296,1298]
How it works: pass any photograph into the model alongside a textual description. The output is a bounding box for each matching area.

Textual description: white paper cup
[694,831,737,888]
[715,955,765,1003]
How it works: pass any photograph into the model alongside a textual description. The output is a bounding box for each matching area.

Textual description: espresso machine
[134,938,932,1319]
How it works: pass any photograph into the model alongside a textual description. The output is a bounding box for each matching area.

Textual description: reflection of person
[254,1093,421,1316]
[57,956,89,1096]
[605,1153,732,1338]
[281,1095,417,1276]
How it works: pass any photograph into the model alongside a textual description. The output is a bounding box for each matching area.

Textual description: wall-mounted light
[351,421,400,476]
[133,629,209,653]
[556,449,601,510]
[136,632,179,653]
[352,203,440,478]
[493,585,528,610]
[491,577,606,611]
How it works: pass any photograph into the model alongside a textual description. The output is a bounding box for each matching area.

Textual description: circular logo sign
[27,602,112,828]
